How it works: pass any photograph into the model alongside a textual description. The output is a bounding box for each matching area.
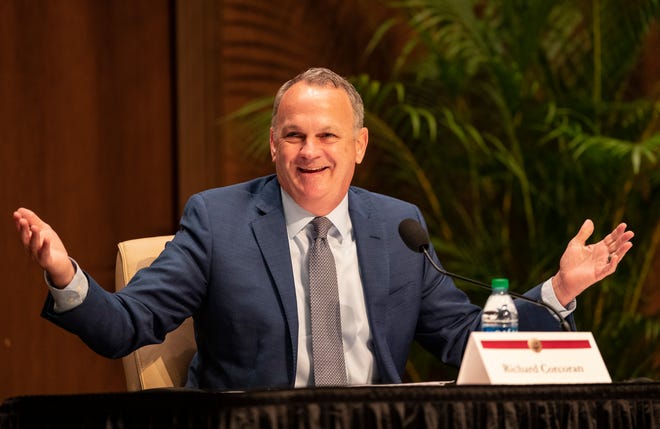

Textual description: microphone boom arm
[421,248,573,332]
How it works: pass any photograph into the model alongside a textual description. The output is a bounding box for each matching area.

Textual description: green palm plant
[354,0,660,380]
[229,0,660,381]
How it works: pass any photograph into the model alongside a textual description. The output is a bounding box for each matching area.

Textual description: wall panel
[0,0,176,401]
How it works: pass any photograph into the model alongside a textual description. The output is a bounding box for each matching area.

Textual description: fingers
[607,240,633,266]
[13,208,48,247]
[596,238,631,280]
[28,224,48,259]
[14,216,32,247]
[604,223,635,254]
[13,210,29,241]
[13,207,52,261]
[599,245,629,279]
[573,219,594,245]
[601,224,633,280]
[14,207,45,227]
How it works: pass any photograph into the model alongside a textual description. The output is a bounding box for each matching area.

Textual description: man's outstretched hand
[552,219,634,306]
[13,208,74,288]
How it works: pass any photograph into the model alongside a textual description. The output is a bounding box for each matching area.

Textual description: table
[1,382,658,428]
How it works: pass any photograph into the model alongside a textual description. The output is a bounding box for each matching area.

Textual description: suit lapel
[250,177,299,382]
[349,190,395,379]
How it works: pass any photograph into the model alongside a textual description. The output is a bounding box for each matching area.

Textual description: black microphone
[398,218,573,332]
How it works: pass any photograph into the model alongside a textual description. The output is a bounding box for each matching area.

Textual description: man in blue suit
[14,68,634,390]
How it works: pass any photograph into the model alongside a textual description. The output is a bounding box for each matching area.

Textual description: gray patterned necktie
[308,216,347,386]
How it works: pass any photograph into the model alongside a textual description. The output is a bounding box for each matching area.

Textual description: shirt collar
[281,188,350,242]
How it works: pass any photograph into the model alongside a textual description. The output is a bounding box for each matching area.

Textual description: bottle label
[482,326,519,332]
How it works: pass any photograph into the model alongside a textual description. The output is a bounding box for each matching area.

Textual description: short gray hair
[271,67,364,131]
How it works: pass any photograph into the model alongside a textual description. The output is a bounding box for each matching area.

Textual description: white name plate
[456,331,611,385]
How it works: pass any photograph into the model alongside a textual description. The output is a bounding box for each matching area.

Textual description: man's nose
[299,137,321,156]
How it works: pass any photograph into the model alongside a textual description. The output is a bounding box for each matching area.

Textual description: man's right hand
[13,208,75,288]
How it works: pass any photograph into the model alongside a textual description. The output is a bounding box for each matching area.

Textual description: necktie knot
[311,217,332,240]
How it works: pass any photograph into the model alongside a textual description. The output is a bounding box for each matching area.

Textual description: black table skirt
[1,382,658,428]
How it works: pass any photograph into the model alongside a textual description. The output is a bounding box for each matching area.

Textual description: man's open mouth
[299,167,329,173]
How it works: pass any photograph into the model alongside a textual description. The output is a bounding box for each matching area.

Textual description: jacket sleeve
[41,194,213,358]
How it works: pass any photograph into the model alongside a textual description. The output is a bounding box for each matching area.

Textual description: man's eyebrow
[278,125,340,135]
[279,125,302,133]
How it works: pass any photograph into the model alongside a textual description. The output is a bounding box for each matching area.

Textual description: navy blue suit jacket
[43,175,567,390]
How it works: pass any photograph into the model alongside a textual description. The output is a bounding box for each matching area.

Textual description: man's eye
[320,133,338,140]
[284,133,304,142]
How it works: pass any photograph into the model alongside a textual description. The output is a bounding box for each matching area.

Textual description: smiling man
[270,72,368,216]
[14,68,634,390]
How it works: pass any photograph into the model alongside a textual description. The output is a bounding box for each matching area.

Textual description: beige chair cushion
[114,235,197,391]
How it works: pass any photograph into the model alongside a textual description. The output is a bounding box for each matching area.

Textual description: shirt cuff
[540,278,576,319]
[44,259,89,313]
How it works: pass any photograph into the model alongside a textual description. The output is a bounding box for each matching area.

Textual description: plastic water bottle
[481,278,519,332]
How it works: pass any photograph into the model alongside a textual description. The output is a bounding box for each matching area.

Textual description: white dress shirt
[280,189,377,386]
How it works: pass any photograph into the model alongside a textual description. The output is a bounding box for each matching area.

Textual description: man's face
[270,82,368,215]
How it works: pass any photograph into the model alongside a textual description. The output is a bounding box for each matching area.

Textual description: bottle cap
[491,278,509,291]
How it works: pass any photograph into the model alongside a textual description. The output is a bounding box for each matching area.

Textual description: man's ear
[269,128,277,162]
[355,127,369,164]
